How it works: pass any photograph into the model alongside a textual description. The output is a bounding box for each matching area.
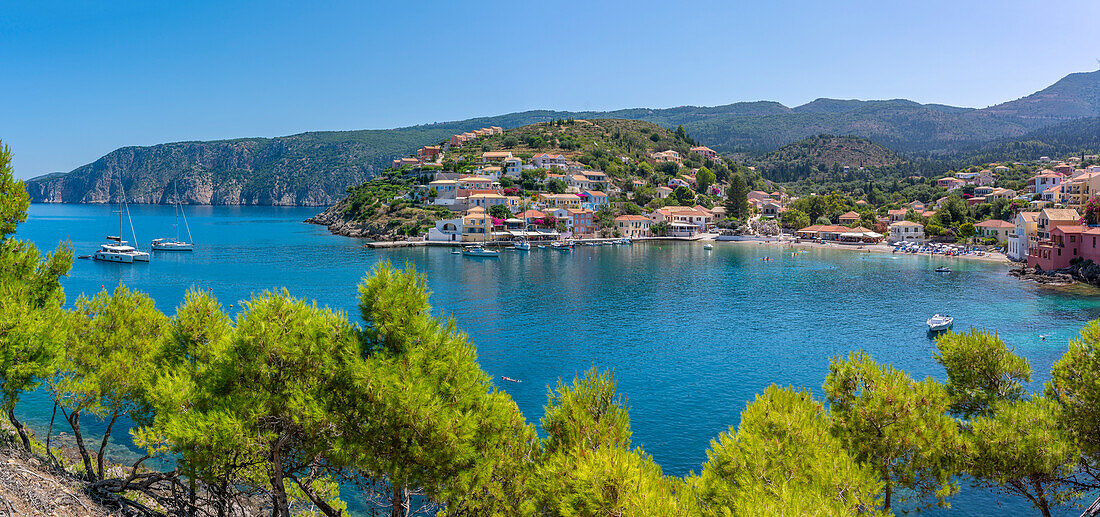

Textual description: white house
[888,221,926,243]
[503,157,522,179]
[532,153,568,169]
[426,218,463,242]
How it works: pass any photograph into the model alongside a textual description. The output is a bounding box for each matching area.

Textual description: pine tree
[725,173,749,219]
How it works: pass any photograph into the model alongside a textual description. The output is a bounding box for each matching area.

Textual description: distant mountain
[961,116,1100,164]
[983,70,1100,121]
[25,111,580,205]
[25,69,1100,205]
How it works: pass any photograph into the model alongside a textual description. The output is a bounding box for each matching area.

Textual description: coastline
[707,237,1013,265]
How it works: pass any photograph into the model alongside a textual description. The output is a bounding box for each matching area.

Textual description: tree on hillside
[933,329,1031,418]
[780,208,809,230]
[0,141,74,452]
[696,386,883,515]
[724,174,749,219]
[696,167,716,194]
[824,352,959,511]
[534,368,690,515]
[546,178,567,194]
[1049,320,1100,491]
[489,204,511,220]
[672,186,695,206]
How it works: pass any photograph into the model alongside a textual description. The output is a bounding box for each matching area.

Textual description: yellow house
[539,193,582,208]
[462,207,492,242]
[1065,172,1100,211]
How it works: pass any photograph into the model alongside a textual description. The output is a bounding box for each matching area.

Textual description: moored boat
[934,266,951,273]
[513,240,531,251]
[462,245,500,257]
[927,314,953,332]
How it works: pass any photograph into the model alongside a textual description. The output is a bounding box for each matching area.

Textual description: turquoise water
[14,203,1100,516]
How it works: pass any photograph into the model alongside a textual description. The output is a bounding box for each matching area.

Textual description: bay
[14,203,1100,516]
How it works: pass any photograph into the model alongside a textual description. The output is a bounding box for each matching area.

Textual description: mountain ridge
[25,69,1100,205]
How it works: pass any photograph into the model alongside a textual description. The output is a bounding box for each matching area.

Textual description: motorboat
[703,243,714,250]
[462,245,500,257]
[513,240,531,251]
[927,314,953,332]
[619,238,632,245]
[934,266,951,273]
[550,241,573,252]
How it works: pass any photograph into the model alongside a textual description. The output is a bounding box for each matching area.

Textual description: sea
[14,203,1100,516]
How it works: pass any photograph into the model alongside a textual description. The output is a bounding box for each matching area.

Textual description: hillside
[447,119,684,170]
[755,135,904,183]
[960,116,1100,164]
[24,111,582,205]
[983,69,1100,121]
[26,70,1100,205]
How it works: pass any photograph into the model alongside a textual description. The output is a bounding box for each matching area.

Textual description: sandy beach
[708,237,1013,265]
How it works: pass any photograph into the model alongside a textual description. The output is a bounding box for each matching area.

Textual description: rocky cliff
[25,137,384,206]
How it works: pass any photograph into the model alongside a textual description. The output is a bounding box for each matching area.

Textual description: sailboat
[152,188,194,251]
[93,175,149,263]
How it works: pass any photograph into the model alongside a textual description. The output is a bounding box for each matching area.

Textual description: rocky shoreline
[1008,265,1081,286]
[305,203,444,241]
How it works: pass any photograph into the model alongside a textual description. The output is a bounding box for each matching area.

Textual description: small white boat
[451,250,461,254]
[513,240,531,251]
[151,238,193,251]
[927,314,953,332]
[934,266,951,273]
[462,245,500,257]
[551,241,573,252]
[703,243,714,250]
[151,194,194,251]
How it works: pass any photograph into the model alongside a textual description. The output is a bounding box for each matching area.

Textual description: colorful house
[975,219,1015,244]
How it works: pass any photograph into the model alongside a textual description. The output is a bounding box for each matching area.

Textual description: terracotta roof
[615,215,649,221]
[1042,208,1081,220]
[887,209,908,215]
[975,219,1014,228]
[839,211,860,219]
[890,221,923,227]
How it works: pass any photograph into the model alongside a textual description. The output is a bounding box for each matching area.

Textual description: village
[384,125,1100,271]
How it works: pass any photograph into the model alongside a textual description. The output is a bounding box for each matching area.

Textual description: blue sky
[2,0,1099,178]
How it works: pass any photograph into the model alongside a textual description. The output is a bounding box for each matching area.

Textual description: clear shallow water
[15,203,1100,516]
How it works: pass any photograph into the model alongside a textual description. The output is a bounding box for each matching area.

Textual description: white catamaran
[93,179,149,263]
[152,191,194,251]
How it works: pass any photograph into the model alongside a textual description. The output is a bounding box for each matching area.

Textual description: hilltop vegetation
[756,135,902,182]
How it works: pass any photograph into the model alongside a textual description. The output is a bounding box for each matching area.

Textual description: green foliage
[934,329,1032,418]
[1049,320,1100,474]
[488,204,511,220]
[824,352,960,511]
[0,143,29,239]
[696,385,884,516]
[0,142,74,451]
[1085,196,1100,225]
[780,208,809,229]
[964,397,1081,517]
[695,167,716,194]
[546,178,567,194]
[60,286,169,480]
[672,186,696,206]
[957,222,976,239]
[536,368,690,515]
[724,173,748,219]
